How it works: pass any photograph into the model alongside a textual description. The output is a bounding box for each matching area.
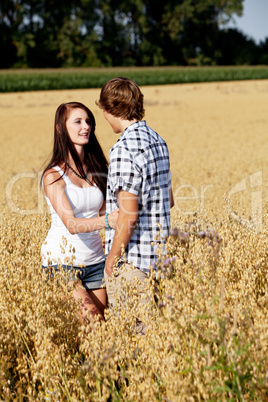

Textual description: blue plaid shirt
[105,120,172,274]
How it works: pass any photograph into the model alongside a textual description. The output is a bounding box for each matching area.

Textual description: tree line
[1,0,268,69]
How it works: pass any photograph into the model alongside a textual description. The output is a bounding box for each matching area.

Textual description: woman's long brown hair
[41,102,108,198]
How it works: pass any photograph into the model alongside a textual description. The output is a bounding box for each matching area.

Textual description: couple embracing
[41,77,174,328]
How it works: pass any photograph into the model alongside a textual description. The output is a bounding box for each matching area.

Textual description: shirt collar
[117,120,146,143]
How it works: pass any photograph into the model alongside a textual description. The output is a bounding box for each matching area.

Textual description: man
[96,77,174,308]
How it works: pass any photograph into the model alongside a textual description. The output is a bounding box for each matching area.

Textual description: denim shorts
[42,261,105,290]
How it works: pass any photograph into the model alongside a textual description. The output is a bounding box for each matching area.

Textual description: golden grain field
[0,81,268,400]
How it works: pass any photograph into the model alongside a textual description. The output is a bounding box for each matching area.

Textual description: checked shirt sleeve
[168,169,172,190]
[108,145,142,197]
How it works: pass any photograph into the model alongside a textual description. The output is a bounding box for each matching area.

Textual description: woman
[41,102,118,323]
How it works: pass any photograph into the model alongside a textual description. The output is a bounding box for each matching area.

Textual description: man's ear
[56,124,61,134]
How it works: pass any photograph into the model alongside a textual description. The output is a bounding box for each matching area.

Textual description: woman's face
[66,108,91,147]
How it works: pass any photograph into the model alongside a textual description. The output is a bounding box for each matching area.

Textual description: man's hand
[104,254,116,277]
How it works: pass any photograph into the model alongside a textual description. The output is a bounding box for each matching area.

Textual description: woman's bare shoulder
[43,168,65,189]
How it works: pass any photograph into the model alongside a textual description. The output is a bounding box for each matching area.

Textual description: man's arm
[105,190,138,276]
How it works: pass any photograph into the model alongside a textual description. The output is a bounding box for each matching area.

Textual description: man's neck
[120,119,138,132]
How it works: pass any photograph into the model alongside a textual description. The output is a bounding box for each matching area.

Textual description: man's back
[106,120,171,273]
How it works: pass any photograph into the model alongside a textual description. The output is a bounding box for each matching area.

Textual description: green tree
[26,0,101,67]
[1,0,266,68]
[214,28,259,65]
[94,0,244,66]
[141,0,244,65]
[259,38,268,65]
[0,0,103,67]
[0,0,28,67]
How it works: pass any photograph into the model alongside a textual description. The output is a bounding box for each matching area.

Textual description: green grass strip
[1,66,268,93]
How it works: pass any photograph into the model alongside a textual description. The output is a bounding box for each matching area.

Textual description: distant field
[0,81,268,400]
[1,65,268,92]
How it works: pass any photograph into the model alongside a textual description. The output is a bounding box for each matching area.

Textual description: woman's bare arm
[43,170,118,234]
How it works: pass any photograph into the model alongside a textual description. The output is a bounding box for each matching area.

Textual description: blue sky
[226,0,268,44]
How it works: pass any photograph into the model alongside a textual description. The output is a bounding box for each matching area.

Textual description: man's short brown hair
[96,77,145,121]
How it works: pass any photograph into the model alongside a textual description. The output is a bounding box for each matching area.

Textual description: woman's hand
[107,209,119,229]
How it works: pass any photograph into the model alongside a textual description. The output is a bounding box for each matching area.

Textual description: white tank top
[41,166,105,267]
